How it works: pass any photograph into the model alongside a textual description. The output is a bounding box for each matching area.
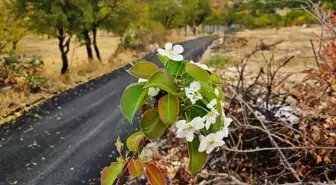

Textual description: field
[202,26,322,76]
[0,31,201,124]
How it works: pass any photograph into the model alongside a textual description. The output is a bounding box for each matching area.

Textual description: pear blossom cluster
[176,107,232,154]
[158,42,232,154]
[178,78,232,154]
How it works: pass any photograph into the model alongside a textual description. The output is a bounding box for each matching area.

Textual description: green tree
[182,0,213,27]
[71,0,143,61]
[0,0,27,53]
[148,0,183,29]
[16,0,77,74]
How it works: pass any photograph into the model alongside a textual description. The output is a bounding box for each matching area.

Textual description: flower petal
[196,63,209,71]
[205,120,211,130]
[224,116,233,127]
[190,81,201,91]
[222,127,229,137]
[170,54,183,61]
[176,120,187,128]
[215,130,225,140]
[138,78,148,83]
[157,48,168,56]
[192,117,205,130]
[207,99,217,109]
[176,131,188,138]
[165,42,173,51]
[186,132,194,142]
[148,87,160,97]
[215,140,225,147]
[173,44,184,55]
[206,145,215,154]
[198,139,207,152]
[199,135,205,141]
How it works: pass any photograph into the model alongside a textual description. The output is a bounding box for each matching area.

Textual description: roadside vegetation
[0,0,335,185]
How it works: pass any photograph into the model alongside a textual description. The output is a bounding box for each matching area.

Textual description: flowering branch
[101,42,231,185]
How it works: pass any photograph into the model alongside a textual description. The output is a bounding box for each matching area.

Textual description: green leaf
[182,73,193,87]
[157,54,169,65]
[188,138,208,176]
[127,62,159,79]
[217,88,225,102]
[144,71,178,95]
[165,60,187,76]
[185,63,211,90]
[128,159,144,177]
[121,83,148,122]
[209,117,223,133]
[145,163,167,185]
[141,108,167,139]
[126,131,145,152]
[101,162,125,185]
[186,104,208,120]
[185,63,211,83]
[210,72,221,85]
[201,87,217,101]
[158,94,179,127]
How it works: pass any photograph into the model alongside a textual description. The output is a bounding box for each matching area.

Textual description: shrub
[27,74,48,92]
[0,53,47,92]
[241,14,256,29]
[254,14,271,28]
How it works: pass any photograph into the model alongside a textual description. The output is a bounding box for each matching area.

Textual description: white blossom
[204,109,219,130]
[189,81,201,92]
[204,99,220,130]
[185,81,203,104]
[138,78,148,83]
[190,61,213,71]
[221,112,232,137]
[148,87,160,97]
[198,131,225,154]
[222,117,232,137]
[207,99,217,110]
[176,117,204,142]
[137,78,160,97]
[157,42,184,61]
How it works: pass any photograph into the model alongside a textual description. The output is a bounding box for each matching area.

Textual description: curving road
[0,36,216,185]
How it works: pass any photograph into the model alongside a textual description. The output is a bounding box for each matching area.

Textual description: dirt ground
[202,26,323,81]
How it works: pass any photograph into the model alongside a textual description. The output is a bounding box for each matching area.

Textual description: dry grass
[0,31,205,125]
[202,26,323,77]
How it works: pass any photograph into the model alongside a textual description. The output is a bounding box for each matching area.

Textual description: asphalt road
[0,36,216,185]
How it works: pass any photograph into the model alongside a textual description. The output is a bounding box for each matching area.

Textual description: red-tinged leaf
[188,138,208,176]
[127,62,159,79]
[101,162,125,185]
[145,163,167,185]
[158,94,179,127]
[141,108,166,139]
[126,131,145,152]
[128,159,144,177]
